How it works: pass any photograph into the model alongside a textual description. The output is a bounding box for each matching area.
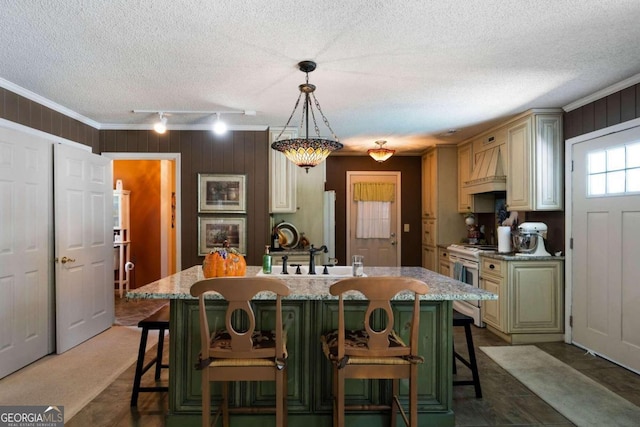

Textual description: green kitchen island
[127,265,497,427]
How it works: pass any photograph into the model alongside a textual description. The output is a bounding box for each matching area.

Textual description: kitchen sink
[257,265,364,278]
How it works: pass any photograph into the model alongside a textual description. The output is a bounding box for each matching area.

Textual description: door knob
[60,256,76,264]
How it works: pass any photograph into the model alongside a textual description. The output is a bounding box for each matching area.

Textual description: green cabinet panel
[168,298,454,426]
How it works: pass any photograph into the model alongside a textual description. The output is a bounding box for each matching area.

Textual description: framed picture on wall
[198,217,247,255]
[198,174,246,213]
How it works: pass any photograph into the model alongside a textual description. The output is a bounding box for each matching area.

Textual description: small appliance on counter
[512,222,551,256]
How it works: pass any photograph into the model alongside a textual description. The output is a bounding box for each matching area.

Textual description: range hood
[463,146,506,194]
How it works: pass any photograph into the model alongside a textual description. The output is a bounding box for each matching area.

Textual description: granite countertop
[126,265,497,302]
[482,252,565,261]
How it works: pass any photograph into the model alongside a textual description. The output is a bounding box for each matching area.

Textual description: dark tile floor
[67,298,640,426]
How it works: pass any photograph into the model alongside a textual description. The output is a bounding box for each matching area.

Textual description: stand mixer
[512,222,551,256]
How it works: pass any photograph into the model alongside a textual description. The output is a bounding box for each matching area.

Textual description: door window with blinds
[587,141,640,196]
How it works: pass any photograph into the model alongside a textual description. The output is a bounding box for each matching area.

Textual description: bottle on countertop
[262,245,272,274]
[270,226,281,251]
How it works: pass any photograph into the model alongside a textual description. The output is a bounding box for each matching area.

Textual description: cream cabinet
[421,146,467,271]
[480,256,564,344]
[422,245,436,272]
[438,246,450,276]
[269,128,297,213]
[457,142,474,213]
[506,111,563,211]
[421,150,436,218]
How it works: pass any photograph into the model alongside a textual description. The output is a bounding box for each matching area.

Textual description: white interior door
[571,125,640,373]
[347,172,401,267]
[0,126,52,379]
[54,144,113,353]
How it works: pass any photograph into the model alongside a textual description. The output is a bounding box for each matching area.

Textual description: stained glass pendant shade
[271,61,343,172]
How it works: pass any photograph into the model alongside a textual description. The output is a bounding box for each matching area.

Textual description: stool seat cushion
[321,329,423,366]
[210,329,287,356]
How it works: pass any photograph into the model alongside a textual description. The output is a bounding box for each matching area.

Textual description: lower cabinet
[480,257,564,344]
[169,298,455,426]
[438,247,450,276]
[422,245,436,272]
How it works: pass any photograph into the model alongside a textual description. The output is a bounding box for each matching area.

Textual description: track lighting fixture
[153,112,167,134]
[133,109,256,134]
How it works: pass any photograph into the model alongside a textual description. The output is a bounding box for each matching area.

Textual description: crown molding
[563,72,640,112]
[0,78,268,132]
[0,77,102,129]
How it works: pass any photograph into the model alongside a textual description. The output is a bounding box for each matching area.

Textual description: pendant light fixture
[271,60,343,173]
[368,140,395,162]
[153,112,167,134]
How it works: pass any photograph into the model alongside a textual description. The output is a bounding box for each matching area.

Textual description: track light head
[212,113,227,135]
[154,112,167,134]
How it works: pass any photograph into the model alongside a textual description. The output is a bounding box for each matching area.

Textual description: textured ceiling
[1,0,640,154]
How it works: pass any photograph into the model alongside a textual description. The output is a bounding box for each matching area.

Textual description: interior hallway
[65,297,640,427]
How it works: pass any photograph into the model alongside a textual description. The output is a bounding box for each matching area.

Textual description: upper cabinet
[269,128,297,213]
[506,110,563,211]
[457,142,473,213]
[458,109,564,213]
[422,150,436,218]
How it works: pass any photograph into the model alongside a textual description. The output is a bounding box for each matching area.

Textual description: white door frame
[346,171,402,266]
[101,152,182,272]
[564,116,640,343]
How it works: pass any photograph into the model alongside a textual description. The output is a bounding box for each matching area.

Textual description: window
[587,142,640,196]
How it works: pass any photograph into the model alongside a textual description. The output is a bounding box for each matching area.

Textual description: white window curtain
[356,201,391,238]
[352,182,395,239]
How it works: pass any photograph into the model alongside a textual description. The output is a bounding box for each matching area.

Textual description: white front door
[54,144,113,353]
[572,125,640,373]
[347,172,401,267]
[0,126,52,379]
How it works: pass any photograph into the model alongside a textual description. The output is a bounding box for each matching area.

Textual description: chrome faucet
[308,244,328,275]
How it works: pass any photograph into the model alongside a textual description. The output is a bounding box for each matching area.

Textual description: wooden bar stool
[452,310,482,398]
[320,277,429,427]
[190,277,290,427]
[130,304,170,406]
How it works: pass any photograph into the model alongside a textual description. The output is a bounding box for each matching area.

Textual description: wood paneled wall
[564,83,640,139]
[101,130,270,268]
[325,156,423,267]
[0,87,99,151]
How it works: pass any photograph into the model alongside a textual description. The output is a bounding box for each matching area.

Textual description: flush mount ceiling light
[153,112,167,134]
[368,140,395,162]
[133,109,256,134]
[271,60,343,173]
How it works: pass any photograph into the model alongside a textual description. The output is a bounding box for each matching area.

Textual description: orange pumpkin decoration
[203,247,246,278]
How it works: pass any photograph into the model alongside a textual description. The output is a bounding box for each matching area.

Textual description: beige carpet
[0,326,157,422]
[480,345,640,427]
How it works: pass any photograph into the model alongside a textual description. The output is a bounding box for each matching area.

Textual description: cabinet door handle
[489,264,495,269]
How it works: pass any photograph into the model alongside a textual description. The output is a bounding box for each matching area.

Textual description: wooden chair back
[329,276,428,360]
[190,277,291,361]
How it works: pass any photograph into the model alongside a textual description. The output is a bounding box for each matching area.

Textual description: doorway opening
[102,153,181,293]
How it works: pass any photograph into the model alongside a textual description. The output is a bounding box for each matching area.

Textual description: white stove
[447,244,498,260]
[447,244,497,326]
